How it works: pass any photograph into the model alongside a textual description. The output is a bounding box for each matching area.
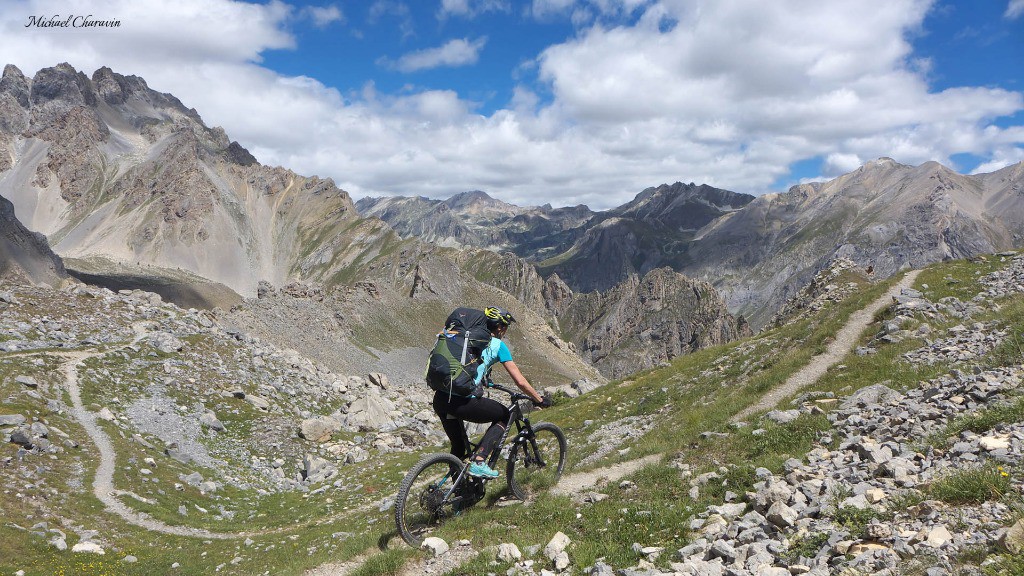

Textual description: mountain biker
[431,306,549,479]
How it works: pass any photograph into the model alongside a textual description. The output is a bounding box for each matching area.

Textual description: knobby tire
[506,422,567,500]
[395,452,465,547]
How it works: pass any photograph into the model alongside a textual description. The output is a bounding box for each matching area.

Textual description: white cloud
[2,0,295,73]
[299,5,344,28]
[1007,0,1024,19]
[390,37,487,72]
[0,0,1021,211]
[972,145,1024,173]
[531,0,650,21]
[824,153,863,176]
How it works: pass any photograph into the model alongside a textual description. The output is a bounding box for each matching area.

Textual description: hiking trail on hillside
[733,269,922,422]
[58,322,240,539]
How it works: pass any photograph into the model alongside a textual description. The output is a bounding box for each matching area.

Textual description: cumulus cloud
[3,0,294,73]
[299,5,344,28]
[824,153,864,176]
[388,37,488,72]
[0,0,1021,210]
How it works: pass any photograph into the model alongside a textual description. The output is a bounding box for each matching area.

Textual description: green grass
[927,464,1013,505]
[983,553,1024,576]
[6,252,1024,576]
[936,397,1024,447]
[393,254,1024,576]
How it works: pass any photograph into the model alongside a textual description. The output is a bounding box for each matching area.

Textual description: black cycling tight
[432,391,510,461]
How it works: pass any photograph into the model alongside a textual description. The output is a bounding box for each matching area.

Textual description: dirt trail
[58,322,241,539]
[550,454,661,497]
[732,269,921,422]
[304,548,380,576]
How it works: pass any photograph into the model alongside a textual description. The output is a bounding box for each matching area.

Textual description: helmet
[484,306,516,330]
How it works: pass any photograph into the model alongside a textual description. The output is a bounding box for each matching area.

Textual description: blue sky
[1,0,1022,209]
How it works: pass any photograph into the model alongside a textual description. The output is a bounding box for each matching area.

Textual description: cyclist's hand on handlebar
[533,394,552,409]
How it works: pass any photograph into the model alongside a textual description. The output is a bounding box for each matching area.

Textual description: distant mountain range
[355,191,595,261]
[359,160,1024,328]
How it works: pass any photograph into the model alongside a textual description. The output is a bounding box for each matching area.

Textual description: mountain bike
[394,383,567,546]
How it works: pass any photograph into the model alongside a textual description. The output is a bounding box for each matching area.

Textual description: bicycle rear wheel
[395,453,464,546]
[506,422,567,500]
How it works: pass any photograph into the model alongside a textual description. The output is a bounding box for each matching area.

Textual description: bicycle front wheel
[395,453,464,547]
[506,422,567,500]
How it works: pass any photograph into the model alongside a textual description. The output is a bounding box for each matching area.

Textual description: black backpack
[424,308,493,397]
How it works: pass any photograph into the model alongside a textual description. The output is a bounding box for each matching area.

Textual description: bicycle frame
[437,386,548,510]
[475,385,549,472]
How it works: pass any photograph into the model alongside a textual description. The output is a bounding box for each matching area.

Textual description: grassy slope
[363,252,1024,575]
[2,252,1022,575]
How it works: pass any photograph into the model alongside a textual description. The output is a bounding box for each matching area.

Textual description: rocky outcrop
[767,257,871,328]
[0,194,66,286]
[584,252,1024,576]
[558,267,749,378]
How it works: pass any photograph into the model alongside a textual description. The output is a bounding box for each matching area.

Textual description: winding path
[57,322,240,539]
[550,454,661,497]
[37,268,924,569]
[732,269,921,422]
[52,322,387,544]
[557,270,922,496]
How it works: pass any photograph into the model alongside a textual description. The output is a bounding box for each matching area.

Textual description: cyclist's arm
[502,360,543,404]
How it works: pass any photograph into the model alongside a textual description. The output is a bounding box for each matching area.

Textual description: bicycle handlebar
[487,382,534,403]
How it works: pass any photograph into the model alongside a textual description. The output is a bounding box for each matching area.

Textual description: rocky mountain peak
[443,190,523,218]
[92,65,143,105]
[0,62,361,297]
[444,190,495,207]
[0,64,30,108]
[30,62,97,108]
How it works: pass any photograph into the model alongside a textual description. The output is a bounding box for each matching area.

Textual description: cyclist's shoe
[467,461,500,479]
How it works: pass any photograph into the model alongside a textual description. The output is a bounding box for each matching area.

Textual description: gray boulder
[299,416,342,442]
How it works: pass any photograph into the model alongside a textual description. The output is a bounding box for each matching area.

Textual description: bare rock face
[0,65,30,136]
[558,267,748,378]
[687,158,1024,328]
[0,63,357,297]
[542,273,573,317]
[29,62,98,108]
[0,194,66,286]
